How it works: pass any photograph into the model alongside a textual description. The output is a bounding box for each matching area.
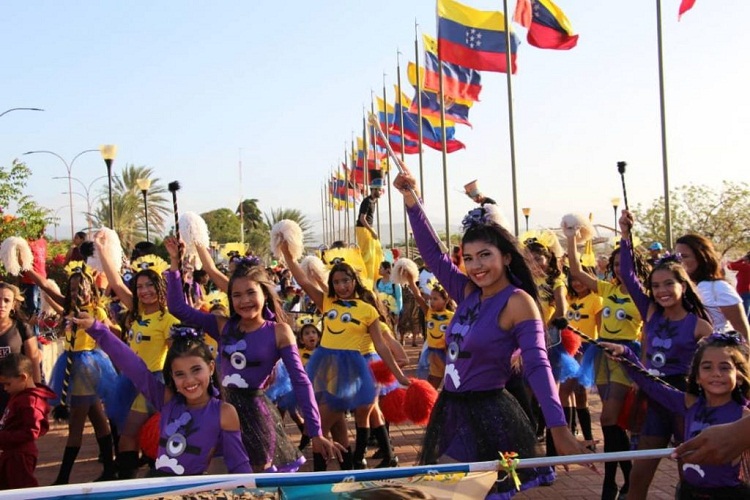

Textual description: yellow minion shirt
[127,310,179,371]
[566,292,603,340]
[425,308,454,349]
[359,320,396,356]
[67,305,107,351]
[597,280,642,341]
[320,296,379,352]
[535,275,566,325]
[299,346,315,366]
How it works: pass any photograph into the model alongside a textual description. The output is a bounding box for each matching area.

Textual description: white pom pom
[88,228,123,274]
[483,204,510,229]
[0,237,33,276]
[40,279,61,316]
[179,212,211,270]
[300,256,328,286]
[561,213,595,242]
[392,258,419,286]
[270,220,304,262]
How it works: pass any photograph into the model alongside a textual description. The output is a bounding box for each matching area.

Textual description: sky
[1,1,747,246]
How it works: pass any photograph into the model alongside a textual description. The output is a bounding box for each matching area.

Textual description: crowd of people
[0,174,749,500]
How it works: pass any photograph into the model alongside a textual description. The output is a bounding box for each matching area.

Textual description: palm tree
[264,207,313,246]
[90,165,171,252]
[237,198,264,230]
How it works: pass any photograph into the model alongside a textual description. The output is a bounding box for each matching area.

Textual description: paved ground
[34,340,681,498]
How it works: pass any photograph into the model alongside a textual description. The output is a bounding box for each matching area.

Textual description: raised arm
[279,242,324,311]
[564,231,598,293]
[407,280,429,314]
[617,211,652,319]
[165,270,222,340]
[392,283,403,314]
[23,269,64,306]
[195,243,228,293]
[93,230,133,309]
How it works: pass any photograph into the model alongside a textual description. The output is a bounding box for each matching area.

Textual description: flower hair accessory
[461,204,509,232]
[170,325,203,341]
[131,255,169,275]
[64,260,93,279]
[234,256,262,268]
[705,332,744,345]
[654,252,682,267]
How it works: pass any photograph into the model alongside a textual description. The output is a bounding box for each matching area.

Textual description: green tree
[0,159,51,241]
[90,164,171,251]
[237,198,264,230]
[636,181,750,256]
[201,208,241,244]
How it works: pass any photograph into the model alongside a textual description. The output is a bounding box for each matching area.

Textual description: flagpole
[329,174,336,244]
[414,20,426,199]
[343,143,350,243]
[370,94,382,238]
[320,184,327,247]
[337,164,343,242]
[351,135,359,237]
[435,25,451,250]
[397,49,410,259]
[502,0,520,236]
[362,108,370,195]
[655,0,673,249]
[383,74,394,250]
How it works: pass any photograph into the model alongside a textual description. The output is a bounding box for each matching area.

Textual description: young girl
[25,262,118,484]
[566,229,647,500]
[409,281,454,390]
[395,172,588,498]
[73,315,252,476]
[601,334,750,499]
[164,238,341,472]
[297,317,320,367]
[279,242,410,472]
[617,211,714,499]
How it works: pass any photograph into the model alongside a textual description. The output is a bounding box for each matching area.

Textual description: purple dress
[407,205,565,498]
[619,346,750,498]
[166,270,321,471]
[620,237,700,439]
[84,321,250,475]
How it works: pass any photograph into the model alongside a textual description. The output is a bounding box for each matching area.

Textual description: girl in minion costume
[25,261,118,484]
[565,223,648,500]
[279,241,410,471]
[408,279,455,389]
[94,230,180,479]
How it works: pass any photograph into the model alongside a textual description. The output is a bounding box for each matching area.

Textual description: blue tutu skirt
[548,344,580,383]
[575,339,640,388]
[416,343,430,380]
[266,362,297,411]
[106,373,139,427]
[50,350,118,407]
[363,352,400,397]
[305,347,376,411]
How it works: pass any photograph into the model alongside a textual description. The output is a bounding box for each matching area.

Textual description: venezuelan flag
[525,0,578,50]
[437,0,519,73]
[377,97,421,154]
[409,88,472,127]
[393,93,465,153]
[422,34,482,101]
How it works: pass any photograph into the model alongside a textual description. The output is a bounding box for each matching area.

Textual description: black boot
[614,426,632,498]
[339,447,353,470]
[298,434,311,451]
[53,446,80,485]
[116,450,140,480]
[353,427,370,469]
[94,435,117,481]
[576,408,594,444]
[601,425,620,499]
[372,425,398,468]
[313,452,328,472]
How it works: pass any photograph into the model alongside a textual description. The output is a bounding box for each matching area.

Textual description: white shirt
[697,280,742,332]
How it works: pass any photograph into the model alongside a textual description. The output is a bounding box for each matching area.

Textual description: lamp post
[522,207,531,232]
[0,107,44,119]
[611,197,621,237]
[52,205,71,241]
[100,145,118,229]
[136,178,153,241]
[23,149,98,240]
[53,175,108,234]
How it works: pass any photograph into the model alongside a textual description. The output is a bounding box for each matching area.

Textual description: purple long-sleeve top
[407,204,566,428]
[620,346,745,489]
[165,270,322,438]
[619,238,699,377]
[85,320,250,475]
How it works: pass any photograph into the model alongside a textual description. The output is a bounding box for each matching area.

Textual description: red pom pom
[139,412,161,460]
[404,379,437,426]
[379,388,408,424]
[561,328,582,356]
[370,360,396,386]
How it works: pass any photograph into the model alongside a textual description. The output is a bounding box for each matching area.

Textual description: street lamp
[53,175,108,234]
[136,178,153,241]
[23,149,98,240]
[99,145,118,229]
[611,197,621,237]
[51,205,71,241]
[0,107,44,119]
[522,207,531,232]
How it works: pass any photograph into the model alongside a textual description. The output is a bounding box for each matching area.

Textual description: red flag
[679,0,696,19]
[514,0,532,27]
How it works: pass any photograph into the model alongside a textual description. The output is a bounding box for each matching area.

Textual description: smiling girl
[618,210,713,499]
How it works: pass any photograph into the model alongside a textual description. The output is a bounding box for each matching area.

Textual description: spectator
[647,242,663,267]
[727,252,750,317]
[64,231,87,265]
[19,228,47,334]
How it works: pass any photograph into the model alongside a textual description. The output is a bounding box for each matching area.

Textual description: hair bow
[165,412,192,435]
[234,256,262,268]
[654,252,683,267]
[706,332,743,345]
[170,325,202,341]
[461,207,489,232]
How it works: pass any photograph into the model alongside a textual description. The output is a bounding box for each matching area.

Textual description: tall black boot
[576,407,594,443]
[567,406,578,435]
[614,426,632,497]
[601,425,621,500]
[546,407,573,457]
[94,434,117,481]
[53,446,80,485]
[313,452,328,472]
[116,450,140,480]
[353,427,370,469]
[339,447,353,470]
[372,425,398,468]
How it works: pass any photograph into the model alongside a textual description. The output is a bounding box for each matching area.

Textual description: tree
[264,208,313,246]
[90,165,171,252]
[237,198,264,230]
[636,181,750,256]
[201,208,241,244]
[0,159,51,242]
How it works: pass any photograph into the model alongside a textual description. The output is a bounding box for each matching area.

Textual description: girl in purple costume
[394,173,589,499]
[618,210,714,499]
[72,315,251,476]
[601,334,750,500]
[164,238,341,472]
